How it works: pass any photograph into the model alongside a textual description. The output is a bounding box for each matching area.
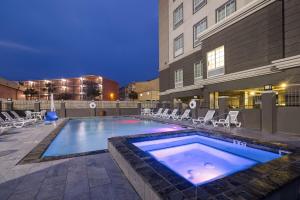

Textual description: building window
[173,3,183,29]
[174,34,184,57]
[194,61,203,84]
[216,0,236,23]
[193,0,207,13]
[207,46,225,77]
[193,17,207,47]
[174,69,183,88]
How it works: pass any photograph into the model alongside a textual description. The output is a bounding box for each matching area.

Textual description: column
[261,91,277,133]
[116,101,120,116]
[5,100,13,111]
[60,101,66,118]
[175,102,183,114]
[218,96,229,118]
[191,100,201,119]
[137,102,142,115]
[34,101,41,112]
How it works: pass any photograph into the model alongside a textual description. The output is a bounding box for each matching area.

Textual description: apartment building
[119,78,160,101]
[0,77,25,100]
[23,75,119,101]
[159,0,300,108]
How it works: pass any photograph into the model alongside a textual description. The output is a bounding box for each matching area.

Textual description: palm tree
[23,88,38,100]
[43,83,56,100]
[128,91,138,101]
[85,80,102,100]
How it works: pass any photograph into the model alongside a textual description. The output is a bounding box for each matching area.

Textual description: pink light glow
[155,127,181,132]
[117,120,141,124]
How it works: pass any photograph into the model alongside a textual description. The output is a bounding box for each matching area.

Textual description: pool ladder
[233,140,247,147]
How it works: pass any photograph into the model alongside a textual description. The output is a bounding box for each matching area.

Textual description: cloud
[0,40,40,53]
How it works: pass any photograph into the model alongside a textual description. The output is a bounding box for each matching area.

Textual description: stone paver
[2,117,299,200]
[0,121,140,200]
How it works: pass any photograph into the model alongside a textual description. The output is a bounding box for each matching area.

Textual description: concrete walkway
[1,117,299,200]
[157,118,300,148]
[0,121,140,200]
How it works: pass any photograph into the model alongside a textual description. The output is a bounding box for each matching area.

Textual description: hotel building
[159,0,300,108]
[23,75,119,101]
[119,78,160,101]
[0,77,25,100]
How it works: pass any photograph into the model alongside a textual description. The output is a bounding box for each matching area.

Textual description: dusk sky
[0,0,159,86]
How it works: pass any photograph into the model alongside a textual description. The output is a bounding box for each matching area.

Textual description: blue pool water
[133,135,282,185]
[43,117,185,157]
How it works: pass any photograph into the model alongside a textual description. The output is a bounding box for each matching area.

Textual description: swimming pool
[133,134,282,185]
[42,117,185,157]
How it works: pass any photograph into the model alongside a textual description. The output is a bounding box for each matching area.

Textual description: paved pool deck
[0,117,299,200]
[0,120,140,200]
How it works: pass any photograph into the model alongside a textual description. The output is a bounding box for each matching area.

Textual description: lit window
[193,0,206,13]
[193,18,207,47]
[194,61,203,83]
[173,3,183,29]
[207,46,225,77]
[216,0,236,22]
[174,69,183,88]
[174,34,184,57]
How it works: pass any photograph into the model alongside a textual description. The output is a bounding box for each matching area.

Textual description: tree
[57,93,73,100]
[23,88,38,100]
[128,91,138,101]
[43,83,56,100]
[85,80,101,100]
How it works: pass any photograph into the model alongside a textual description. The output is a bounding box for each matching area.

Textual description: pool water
[133,135,281,185]
[42,117,185,157]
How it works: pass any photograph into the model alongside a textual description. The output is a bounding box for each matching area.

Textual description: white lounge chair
[1,112,36,128]
[141,108,152,116]
[25,110,33,119]
[192,110,215,125]
[173,109,191,121]
[164,109,178,119]
[151,108,163,118]
[158,109,169,118]
[10,111,37,122]
[39,110,47,120]
[212,111,241,127]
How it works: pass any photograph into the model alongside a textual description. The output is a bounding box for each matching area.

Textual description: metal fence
[0,99,158,111]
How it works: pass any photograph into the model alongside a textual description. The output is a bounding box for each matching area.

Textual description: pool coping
[108,128,300,200]
[18,116,189,164]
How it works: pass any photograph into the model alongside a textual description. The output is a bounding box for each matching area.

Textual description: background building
[159,0,300,108]
[0,77,25,100]
[119,78,159,101]
[23,75,119,101]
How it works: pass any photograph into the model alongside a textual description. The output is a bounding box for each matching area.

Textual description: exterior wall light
[110,93,115,100]
[281,83,287,89]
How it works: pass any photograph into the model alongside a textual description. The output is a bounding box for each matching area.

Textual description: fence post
[137,102,142,115]
[261,91,277,133]
[218,96,229,118]
[60,101,66,118]
[34,101,40,112]
[0,99,2,111]
[5,100,13,111]
[116,101,120,116]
